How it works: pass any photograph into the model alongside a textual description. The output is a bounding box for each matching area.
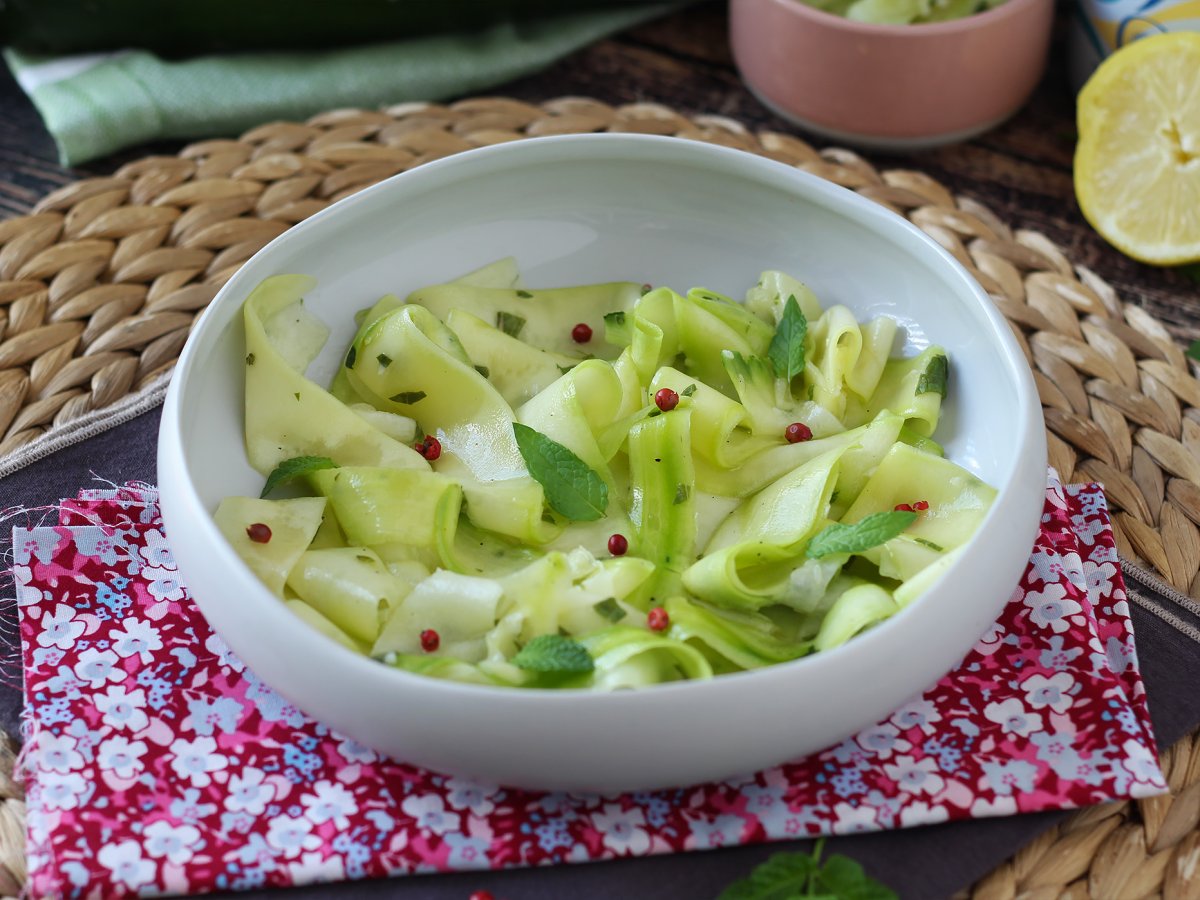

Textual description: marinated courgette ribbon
[217,261,995,691]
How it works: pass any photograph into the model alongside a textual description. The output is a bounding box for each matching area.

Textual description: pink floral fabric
[10,476,1166,897]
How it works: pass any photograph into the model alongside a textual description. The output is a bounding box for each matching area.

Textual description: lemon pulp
[1075,32,1200,266]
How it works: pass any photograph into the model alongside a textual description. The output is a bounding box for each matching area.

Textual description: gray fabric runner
[2,399,1199,899]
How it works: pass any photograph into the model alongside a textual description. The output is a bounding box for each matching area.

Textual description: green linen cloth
[5,4,672,166]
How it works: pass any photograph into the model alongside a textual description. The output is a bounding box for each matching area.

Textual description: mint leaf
[1187,340,1200,363]
[716,851,818,900]
[916,354,948,397]
[261,456,337,498]
[768,295,807,383]
[816,856,897,899]
[806,511,917,559]
[496,311,526,338]
[511,634,594,674]
[513,422,608,522]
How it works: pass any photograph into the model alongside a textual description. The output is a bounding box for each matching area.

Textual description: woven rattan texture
[1,97,1199,899]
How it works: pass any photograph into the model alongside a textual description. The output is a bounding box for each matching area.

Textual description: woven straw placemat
[1,96,1199,898]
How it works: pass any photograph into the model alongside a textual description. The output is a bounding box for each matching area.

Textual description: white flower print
[39,770,88,810]
[1083,561,1117,598]
[287,851,345,884]
[686,813,746,849]
[144,821,203,865]
[855,723,910,761]
[444,776,499,817]
[1023,583,1082,633]
[889,699,942,735]
[110,617,163,662]
[400,793,461,836]
[883,755,946,796]
[205,633,246,673]
[140,564,185,603]
[36,733,84,773]
[592,803,651,854]
[97,735,148,778]
[1026,547,1065,585]
[94,684,149,732]
[831,802,878,835]
[970,795,1018,817]
[984,698,1044,738]
[335,737,376,764]
[1021,672,1075,713]
[168,736,229,787]
[97,840,156,891]
[38,604,85,650]
[73,647,125,688]
[13,565,41,607]
[226,766,275,815]
[266,814,322,859]
[138,529,175,568]
[898,800,950,828]
[301,780,358,829]
[1121,739,1165,787]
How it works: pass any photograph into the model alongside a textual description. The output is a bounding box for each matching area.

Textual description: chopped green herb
[557,364,576,375]
[511,634,594,674]
[648,409,662,418]
[1181,263,1200,285]
[245,353,256,365]
[513,422,609,522]
[917,354,948,397]
[261,455,337,498]
[1187,340,1200,363]
[376,353,392,368]
[344,345,357,369]
[390,390,427,404]
[914,538,945,552]
[516,290,533,298]
[605,310,626,326]
[593,598,626,623]
[768,295,807,383]
[496,311,526,338]
[355,554,374,563]
[673,483,691,505]
[806,510,917,559]
[681,383,698,397]
[293,392,300,401]
[474,365,490,378]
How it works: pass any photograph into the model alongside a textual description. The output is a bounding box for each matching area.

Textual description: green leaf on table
[816,855,897,899]
[768,294,807,383]
[717,842,898,900]
[916,354,948,397]
[513,422,608,522]
[807,510,917,559]
[260,455,337,498]
[511,634,594,674]
[716,851,818,899]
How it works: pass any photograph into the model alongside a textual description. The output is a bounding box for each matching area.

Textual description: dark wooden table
[0,4,1195,898]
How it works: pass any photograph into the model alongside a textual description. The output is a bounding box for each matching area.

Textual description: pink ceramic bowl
[730,0,1055,150]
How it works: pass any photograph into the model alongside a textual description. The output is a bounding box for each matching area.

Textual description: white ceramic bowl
[158,134,1046,793]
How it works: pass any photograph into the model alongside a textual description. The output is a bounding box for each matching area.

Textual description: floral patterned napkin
[9,475,1166,898]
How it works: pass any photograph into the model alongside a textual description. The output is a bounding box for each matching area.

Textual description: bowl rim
[160,131,1046,710]
[745,0,1050,36]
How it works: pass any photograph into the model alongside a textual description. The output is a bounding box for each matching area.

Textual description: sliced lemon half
[1075,32,1200,266]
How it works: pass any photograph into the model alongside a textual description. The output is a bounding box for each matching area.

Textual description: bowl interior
[179,135,1024,510]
